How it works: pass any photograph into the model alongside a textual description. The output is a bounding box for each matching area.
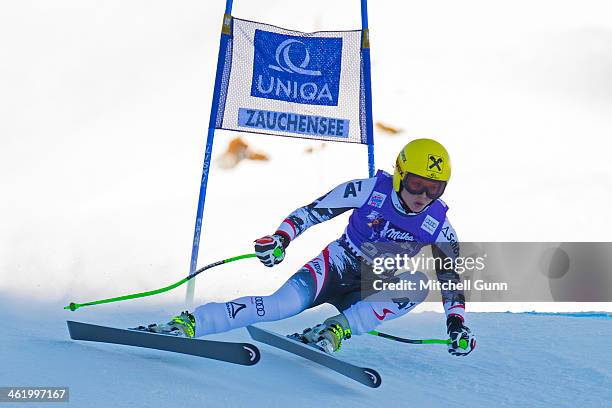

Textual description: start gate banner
[212,17,369,144]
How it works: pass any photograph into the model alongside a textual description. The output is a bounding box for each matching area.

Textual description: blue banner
[251,30,343,106]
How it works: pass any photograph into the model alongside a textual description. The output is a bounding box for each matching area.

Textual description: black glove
[254,234,288,267]
[446,315,476,356]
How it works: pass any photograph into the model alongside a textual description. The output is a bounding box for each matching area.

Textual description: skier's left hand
[446,316,476,356]
[254,234,287,267]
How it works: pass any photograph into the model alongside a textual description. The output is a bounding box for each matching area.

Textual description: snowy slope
[1,1,612,310]
[1,297,611,407]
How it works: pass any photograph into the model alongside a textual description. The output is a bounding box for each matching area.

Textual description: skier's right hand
[446,316,476,356]
[254,234,288,267]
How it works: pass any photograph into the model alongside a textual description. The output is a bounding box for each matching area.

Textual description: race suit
[192,170,465,337]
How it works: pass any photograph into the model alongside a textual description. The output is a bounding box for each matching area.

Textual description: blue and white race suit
[193,170,465,337]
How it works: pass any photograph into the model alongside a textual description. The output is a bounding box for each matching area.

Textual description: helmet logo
[427,154,444,173]
[395,157,405,176]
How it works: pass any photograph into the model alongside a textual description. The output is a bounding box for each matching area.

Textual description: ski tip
[362,368,382,388]
[241,343,261,365]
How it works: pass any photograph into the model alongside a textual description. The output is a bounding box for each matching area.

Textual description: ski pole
[64,253,257,311]
[368,330,468,350]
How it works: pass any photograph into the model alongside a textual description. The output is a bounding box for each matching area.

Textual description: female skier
[143,138,476,356]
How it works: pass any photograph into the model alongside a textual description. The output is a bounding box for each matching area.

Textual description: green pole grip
[273,247,283,259]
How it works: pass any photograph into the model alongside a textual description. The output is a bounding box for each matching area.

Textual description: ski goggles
[401,173,447,200]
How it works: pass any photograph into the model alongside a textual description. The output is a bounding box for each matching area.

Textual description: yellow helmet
[393,138,451,192]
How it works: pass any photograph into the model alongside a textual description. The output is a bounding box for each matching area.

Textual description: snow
[1,297,611,407]
[1,0,612,405]
[1,0,612,309]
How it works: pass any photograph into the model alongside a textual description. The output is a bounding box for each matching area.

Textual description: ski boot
[288,314,352,354]
[133,311,196,338]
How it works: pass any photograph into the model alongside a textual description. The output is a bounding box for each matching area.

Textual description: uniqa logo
[261,39,327,101]
[251,30,340,105]
[268,39,322,76]
[255,76,333,102]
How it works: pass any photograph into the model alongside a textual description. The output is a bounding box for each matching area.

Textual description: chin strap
[393,188,417,214]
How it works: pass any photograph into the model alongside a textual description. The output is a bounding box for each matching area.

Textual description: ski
[67,321,260,366]
[246,325,381,388]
